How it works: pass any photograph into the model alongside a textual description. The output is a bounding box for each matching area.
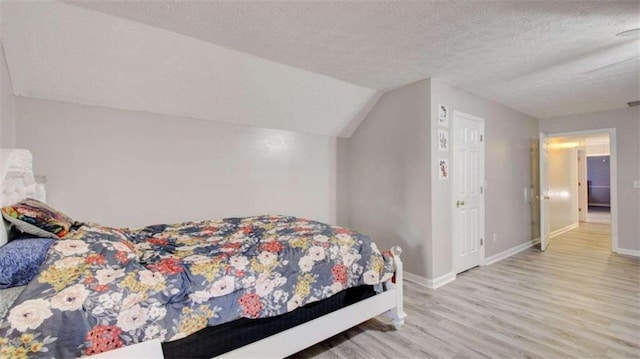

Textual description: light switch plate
[634,180,640,189]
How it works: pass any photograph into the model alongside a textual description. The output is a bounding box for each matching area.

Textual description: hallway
[587,207,612,225]
[549,221,612,253]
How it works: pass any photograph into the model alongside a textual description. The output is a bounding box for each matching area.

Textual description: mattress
[161,285,376,358]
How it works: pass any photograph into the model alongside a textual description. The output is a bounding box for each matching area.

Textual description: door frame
[451,110,486,272]
[542,128,618,251]
[539,133,550,251]
[577,149,588,223]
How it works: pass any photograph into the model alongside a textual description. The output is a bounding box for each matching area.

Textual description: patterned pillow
[0,237,54,288]
[1,198,75,239]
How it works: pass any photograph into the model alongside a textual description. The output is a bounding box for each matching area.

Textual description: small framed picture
[438,104,449,127]
[438,129,448,151]
[438,159,449,180]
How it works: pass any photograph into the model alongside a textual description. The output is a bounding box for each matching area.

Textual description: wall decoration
[438,159,449,180]
[438,129,449,151]
[438,104,449,127]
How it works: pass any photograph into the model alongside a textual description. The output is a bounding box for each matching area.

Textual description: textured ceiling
[1,1,639,138]
[67,0,640,119]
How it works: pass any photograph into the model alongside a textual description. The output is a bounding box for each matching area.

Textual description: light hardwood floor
[588,207,612,224]
[293,223,640,359]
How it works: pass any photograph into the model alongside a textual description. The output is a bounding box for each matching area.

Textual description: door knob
[456,200,465,208]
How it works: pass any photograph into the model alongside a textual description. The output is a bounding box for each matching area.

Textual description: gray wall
[15,97,340,228]
[348,80,432,278]
[347,77,539,280]
[548,147,578,233]
[540,107,640,252]
[0,43,15,147]
[429,78,539,278]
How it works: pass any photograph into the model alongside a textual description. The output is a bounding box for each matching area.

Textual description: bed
[0,149,406,358]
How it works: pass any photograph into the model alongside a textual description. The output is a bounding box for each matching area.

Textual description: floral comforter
[0,215,394,358]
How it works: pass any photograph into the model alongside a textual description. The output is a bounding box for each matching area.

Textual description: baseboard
[404,271,456,289]
[484,237,541,266]
[549,223,579,239]
[428,272,456,289]
[403,271,429,287]
[614,247,640,257]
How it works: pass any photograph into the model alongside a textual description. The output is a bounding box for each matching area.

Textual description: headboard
[0,149,46,246]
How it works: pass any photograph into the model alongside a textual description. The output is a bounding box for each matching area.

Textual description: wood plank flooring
[587,208,611,224]
[292,223,640,359]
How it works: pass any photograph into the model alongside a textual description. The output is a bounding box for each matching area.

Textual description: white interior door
[539,133,550,251]
[453,112,484,273]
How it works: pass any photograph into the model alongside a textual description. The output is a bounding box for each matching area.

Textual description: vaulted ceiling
[1,1,639,137]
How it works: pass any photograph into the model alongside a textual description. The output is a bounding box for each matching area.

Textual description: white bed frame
[1,148,407,359]
[219,246,407,358]
[93,247,406,359]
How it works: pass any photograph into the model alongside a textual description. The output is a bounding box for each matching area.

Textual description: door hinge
[480,186,484,194]
[480,134,484,142]
[480,238,483,246]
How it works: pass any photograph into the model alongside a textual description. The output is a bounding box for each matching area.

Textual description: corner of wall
[426,77,455,279]
[346,79,433,279]
[337,91,383,138]
[335,137,350,227]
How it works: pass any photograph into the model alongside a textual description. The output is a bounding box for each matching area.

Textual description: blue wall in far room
[587,155,610,206]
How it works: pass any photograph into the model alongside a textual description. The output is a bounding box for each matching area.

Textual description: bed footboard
[385,246,407,330]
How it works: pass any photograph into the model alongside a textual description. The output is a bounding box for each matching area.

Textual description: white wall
[548,146,578,233]
[2,1,376,138]
[15,97,339,228]
[540,107,640,253]
[586,144,610,156]
[0,43,15,147]
[348,80,432,278]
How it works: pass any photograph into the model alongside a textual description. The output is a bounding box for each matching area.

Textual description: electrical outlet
[634,180,640,189]
[493,233,498,242]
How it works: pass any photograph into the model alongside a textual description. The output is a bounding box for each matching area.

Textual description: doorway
[536,129,617,251]
[585,137,612,224]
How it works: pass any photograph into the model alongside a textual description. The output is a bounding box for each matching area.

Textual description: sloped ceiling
[1,1,639,137]
[1,1,377,137]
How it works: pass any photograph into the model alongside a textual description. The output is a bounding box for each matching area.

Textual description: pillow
[1,198,74,239]
[0,237,54,288]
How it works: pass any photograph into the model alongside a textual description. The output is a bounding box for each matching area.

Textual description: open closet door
[539,133,550,251]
